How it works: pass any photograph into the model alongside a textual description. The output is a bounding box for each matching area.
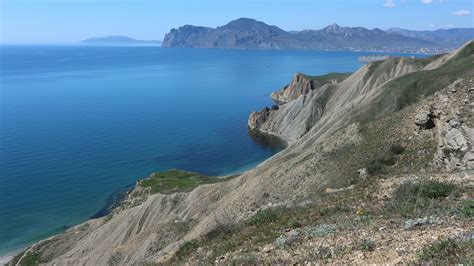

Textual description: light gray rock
[404,216,439,230]
[415,110,435,129]
[445,126,468,152]
[358,168,368,179]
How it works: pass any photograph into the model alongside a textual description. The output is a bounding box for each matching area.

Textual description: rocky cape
[10,41,474,265]
[162,18,473,52]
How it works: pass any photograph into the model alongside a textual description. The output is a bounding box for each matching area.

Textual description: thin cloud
[420,0,433,3]
[453,10,471,16]
[384,0,396,8]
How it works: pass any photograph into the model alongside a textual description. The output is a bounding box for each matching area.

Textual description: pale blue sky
[0,0,472,43]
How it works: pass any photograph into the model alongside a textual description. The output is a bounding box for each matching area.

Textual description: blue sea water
[0,45,423,256]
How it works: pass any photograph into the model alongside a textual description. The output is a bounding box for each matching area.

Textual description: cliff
[10,41,474,265]
[270,72,350,104]
[249,56,431,144]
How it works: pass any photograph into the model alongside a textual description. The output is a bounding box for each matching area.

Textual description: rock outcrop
[271,73,348,104]
[248,107,272,130]
[415,110,436,129]
[419,79,474,172]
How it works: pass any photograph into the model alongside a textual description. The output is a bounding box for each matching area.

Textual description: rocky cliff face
[11,41,474,266]
[249,56,430,144]
[271,73,316,104]
[270,73,348,104]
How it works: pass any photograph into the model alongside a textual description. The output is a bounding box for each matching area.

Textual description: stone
[404,216,439,230]
[314,245,332,260]
[464,152,474,169]
[415,110,435,129]
[448,119,461,129]
[358,168,368,179]
[309,224,336,237]
[445,127,468,151]
[261,244,273,253]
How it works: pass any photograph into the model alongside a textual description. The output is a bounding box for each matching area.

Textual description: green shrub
[248,208,281,225]
[289,220,302,229]
[367,153,397,176]
[390,143,405,155]
[309,224,336,237]
[360,239,376,252]
[18,252,41,266]
[418,239,474,264]
[174,239,202,259]
[457,200,474,218]
[379,156,396,166]
[206,223,236,239]
[390,180,458,217]
[367,160,385,175]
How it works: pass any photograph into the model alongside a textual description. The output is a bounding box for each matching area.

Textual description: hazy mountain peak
[82,35,137,43]
[323,23,342,33]
[81,35,161,44]
[222,17,281,32]
[225,17,261,26]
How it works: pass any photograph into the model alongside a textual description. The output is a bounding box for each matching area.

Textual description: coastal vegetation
[301,72,352,84]
[137,169,232,195]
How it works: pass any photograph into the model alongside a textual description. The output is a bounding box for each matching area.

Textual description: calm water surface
[0,45,420,255]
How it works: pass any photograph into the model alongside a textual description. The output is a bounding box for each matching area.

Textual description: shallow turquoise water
[0,45,422,255]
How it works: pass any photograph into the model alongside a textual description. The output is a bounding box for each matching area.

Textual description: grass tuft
[390,143,405,155]
[360,239,376,252]
[417,238,474,264]
[389,180,458,217]
[248,208,281,226]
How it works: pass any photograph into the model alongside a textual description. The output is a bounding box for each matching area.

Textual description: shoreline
[90,184,135,219]
[1,145,287,262]
[0,255,13,266]
[0,255,12,266]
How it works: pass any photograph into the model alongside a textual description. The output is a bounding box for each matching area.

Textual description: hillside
[162,18,470,52]
[9,41,473,265]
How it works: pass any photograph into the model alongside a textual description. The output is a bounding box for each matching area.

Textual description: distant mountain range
[81,35,161,45]
[387,28,474,48]
[162,18,474,52]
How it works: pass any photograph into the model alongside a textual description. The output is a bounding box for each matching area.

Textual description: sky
[0,0,472,43]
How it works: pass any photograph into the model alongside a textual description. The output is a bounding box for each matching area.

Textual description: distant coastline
[81,35,162,46]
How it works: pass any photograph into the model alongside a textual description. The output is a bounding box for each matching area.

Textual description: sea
[0,44,425,258]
